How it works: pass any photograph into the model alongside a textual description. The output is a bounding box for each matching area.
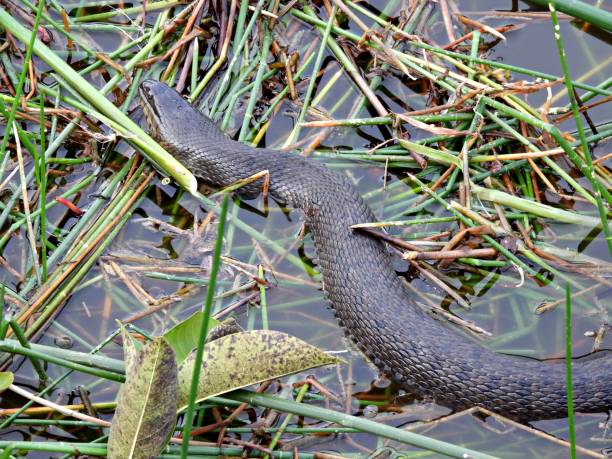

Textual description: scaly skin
[139,80,611,422]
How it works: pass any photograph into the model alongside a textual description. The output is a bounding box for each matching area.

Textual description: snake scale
[139,80,611,422]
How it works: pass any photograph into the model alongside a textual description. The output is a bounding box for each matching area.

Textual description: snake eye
[139,80,156,99]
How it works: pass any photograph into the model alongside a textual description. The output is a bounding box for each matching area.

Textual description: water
[0,0,610,457]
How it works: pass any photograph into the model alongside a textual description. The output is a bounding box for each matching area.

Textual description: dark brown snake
[139,80,611,422]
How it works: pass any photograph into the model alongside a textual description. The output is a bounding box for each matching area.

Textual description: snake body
[139,80,611,422]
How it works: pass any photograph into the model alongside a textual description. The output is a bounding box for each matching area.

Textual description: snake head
[139,80,192,144]
[138,80,226,171]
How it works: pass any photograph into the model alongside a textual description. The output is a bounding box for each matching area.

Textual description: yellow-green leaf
[108,337,178,459]
[177,330,342,410]
[0,372,13,393]
[163,310,220,363]
[119,325,139,376]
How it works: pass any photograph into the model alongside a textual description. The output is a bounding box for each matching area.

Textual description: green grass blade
[565,283,577,459]
[180,194,230,456]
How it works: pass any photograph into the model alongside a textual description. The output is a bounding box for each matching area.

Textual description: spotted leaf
[108,336,178,459]
[177,330,341,409]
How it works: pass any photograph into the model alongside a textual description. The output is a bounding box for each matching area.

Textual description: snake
[139,80,611,422]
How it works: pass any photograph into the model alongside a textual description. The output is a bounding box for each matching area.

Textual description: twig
[8,384,111,427]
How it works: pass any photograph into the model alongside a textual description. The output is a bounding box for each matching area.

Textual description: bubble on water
[54,336,73,349]
[363,404,378,418]
[374,376,391,389]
